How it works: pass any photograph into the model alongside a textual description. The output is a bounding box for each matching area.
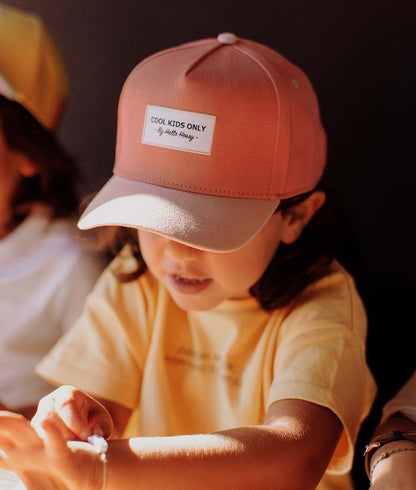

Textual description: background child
[364,369,416,489]
[0,4,105,418]
[0,33,376,489]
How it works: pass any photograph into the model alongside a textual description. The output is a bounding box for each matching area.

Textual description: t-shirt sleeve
[381,369,416,424]
[267,266,377,474]
[36,259,155,410]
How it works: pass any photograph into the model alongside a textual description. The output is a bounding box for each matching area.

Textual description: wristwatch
[364,430,416,477]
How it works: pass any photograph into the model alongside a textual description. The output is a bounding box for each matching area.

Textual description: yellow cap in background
[0,3,69,130]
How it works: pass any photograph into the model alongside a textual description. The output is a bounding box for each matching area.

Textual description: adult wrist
[368,440,416,484]
[364,430,416,479]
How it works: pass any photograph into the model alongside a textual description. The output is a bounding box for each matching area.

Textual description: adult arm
[367,412,416,489]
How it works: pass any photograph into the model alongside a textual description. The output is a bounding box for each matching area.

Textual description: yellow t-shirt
[37,254,376,488]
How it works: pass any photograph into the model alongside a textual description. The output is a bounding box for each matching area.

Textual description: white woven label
[142,105,216,154]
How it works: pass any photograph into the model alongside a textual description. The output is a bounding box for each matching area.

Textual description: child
[0,32,376,489]
[364,369,416,488]
[0,4,105,418]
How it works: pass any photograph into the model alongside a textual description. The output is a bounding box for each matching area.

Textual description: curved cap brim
[0,74,14,99]
[78,176,280,252]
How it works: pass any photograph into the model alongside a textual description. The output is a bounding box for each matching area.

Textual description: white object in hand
[87,434,108,455]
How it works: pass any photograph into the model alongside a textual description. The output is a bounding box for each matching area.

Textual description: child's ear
[17,154,38,178]
[280,190,326,244]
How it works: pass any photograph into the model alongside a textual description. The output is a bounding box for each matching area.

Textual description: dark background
[3,0,415,487]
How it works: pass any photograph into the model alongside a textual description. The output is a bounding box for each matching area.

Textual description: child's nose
[163,239,200,260]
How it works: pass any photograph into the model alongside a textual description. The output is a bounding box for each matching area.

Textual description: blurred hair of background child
[364,369,416,489]
[0,32,376,489]
[0,3,106,419]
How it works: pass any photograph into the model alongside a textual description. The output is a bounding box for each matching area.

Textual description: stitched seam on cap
[184,43,225,75]
[136,39,218,70]
[135,175,274,198]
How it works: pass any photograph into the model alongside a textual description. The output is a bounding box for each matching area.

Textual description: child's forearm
[0,398,341,489]
[104,425,331,490]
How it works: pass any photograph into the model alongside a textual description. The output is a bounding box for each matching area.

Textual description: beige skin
[368,413,416,489]
[138,191,326,312]
[0,123,38,419]
[0,191,344,490]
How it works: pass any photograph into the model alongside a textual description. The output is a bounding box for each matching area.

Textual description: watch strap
[364,430,416,478]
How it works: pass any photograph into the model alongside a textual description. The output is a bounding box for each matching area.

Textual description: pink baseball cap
[79,33,326,252]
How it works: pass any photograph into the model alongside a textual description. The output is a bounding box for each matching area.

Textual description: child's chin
[168,289,222,312]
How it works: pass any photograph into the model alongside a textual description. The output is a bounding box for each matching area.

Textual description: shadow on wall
[351,181,416,489]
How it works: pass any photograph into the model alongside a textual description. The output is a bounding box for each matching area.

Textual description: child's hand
[31,385,113,442]
[0,410,106,489]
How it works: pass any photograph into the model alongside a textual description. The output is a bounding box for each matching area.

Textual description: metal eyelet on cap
[217,32,237,45]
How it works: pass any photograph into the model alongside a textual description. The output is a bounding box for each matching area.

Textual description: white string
[87,435,108,489]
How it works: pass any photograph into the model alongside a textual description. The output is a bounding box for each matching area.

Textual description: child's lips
[168,274,212,294]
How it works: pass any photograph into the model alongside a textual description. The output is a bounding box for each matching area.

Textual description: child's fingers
[54,386,113,439]
[33,386,112,441]
[85,403,113,439]
[0,437,16,455]
[37,409,78,449]
[0,412,40,445]
[32,392,78,442]
[54,386,112,439]
[39,415,71,454]
[0,413,42,450]
[0,413,75,470]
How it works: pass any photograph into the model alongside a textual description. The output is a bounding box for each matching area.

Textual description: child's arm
[1,387,342,490]
[104,398,342,490]
[93,397,132,438]
[0,400,37,419]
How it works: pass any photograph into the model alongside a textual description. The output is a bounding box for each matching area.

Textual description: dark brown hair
[94,186,358,310]
[0,95,80,227]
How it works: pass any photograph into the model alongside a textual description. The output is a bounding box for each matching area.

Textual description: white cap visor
[79,176,280,252]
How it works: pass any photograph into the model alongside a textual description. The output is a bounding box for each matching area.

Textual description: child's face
[0,128,21,227]
[0,124,37,235]
[138,212,285,311]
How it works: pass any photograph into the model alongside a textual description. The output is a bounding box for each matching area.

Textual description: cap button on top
[217,32,237,45]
